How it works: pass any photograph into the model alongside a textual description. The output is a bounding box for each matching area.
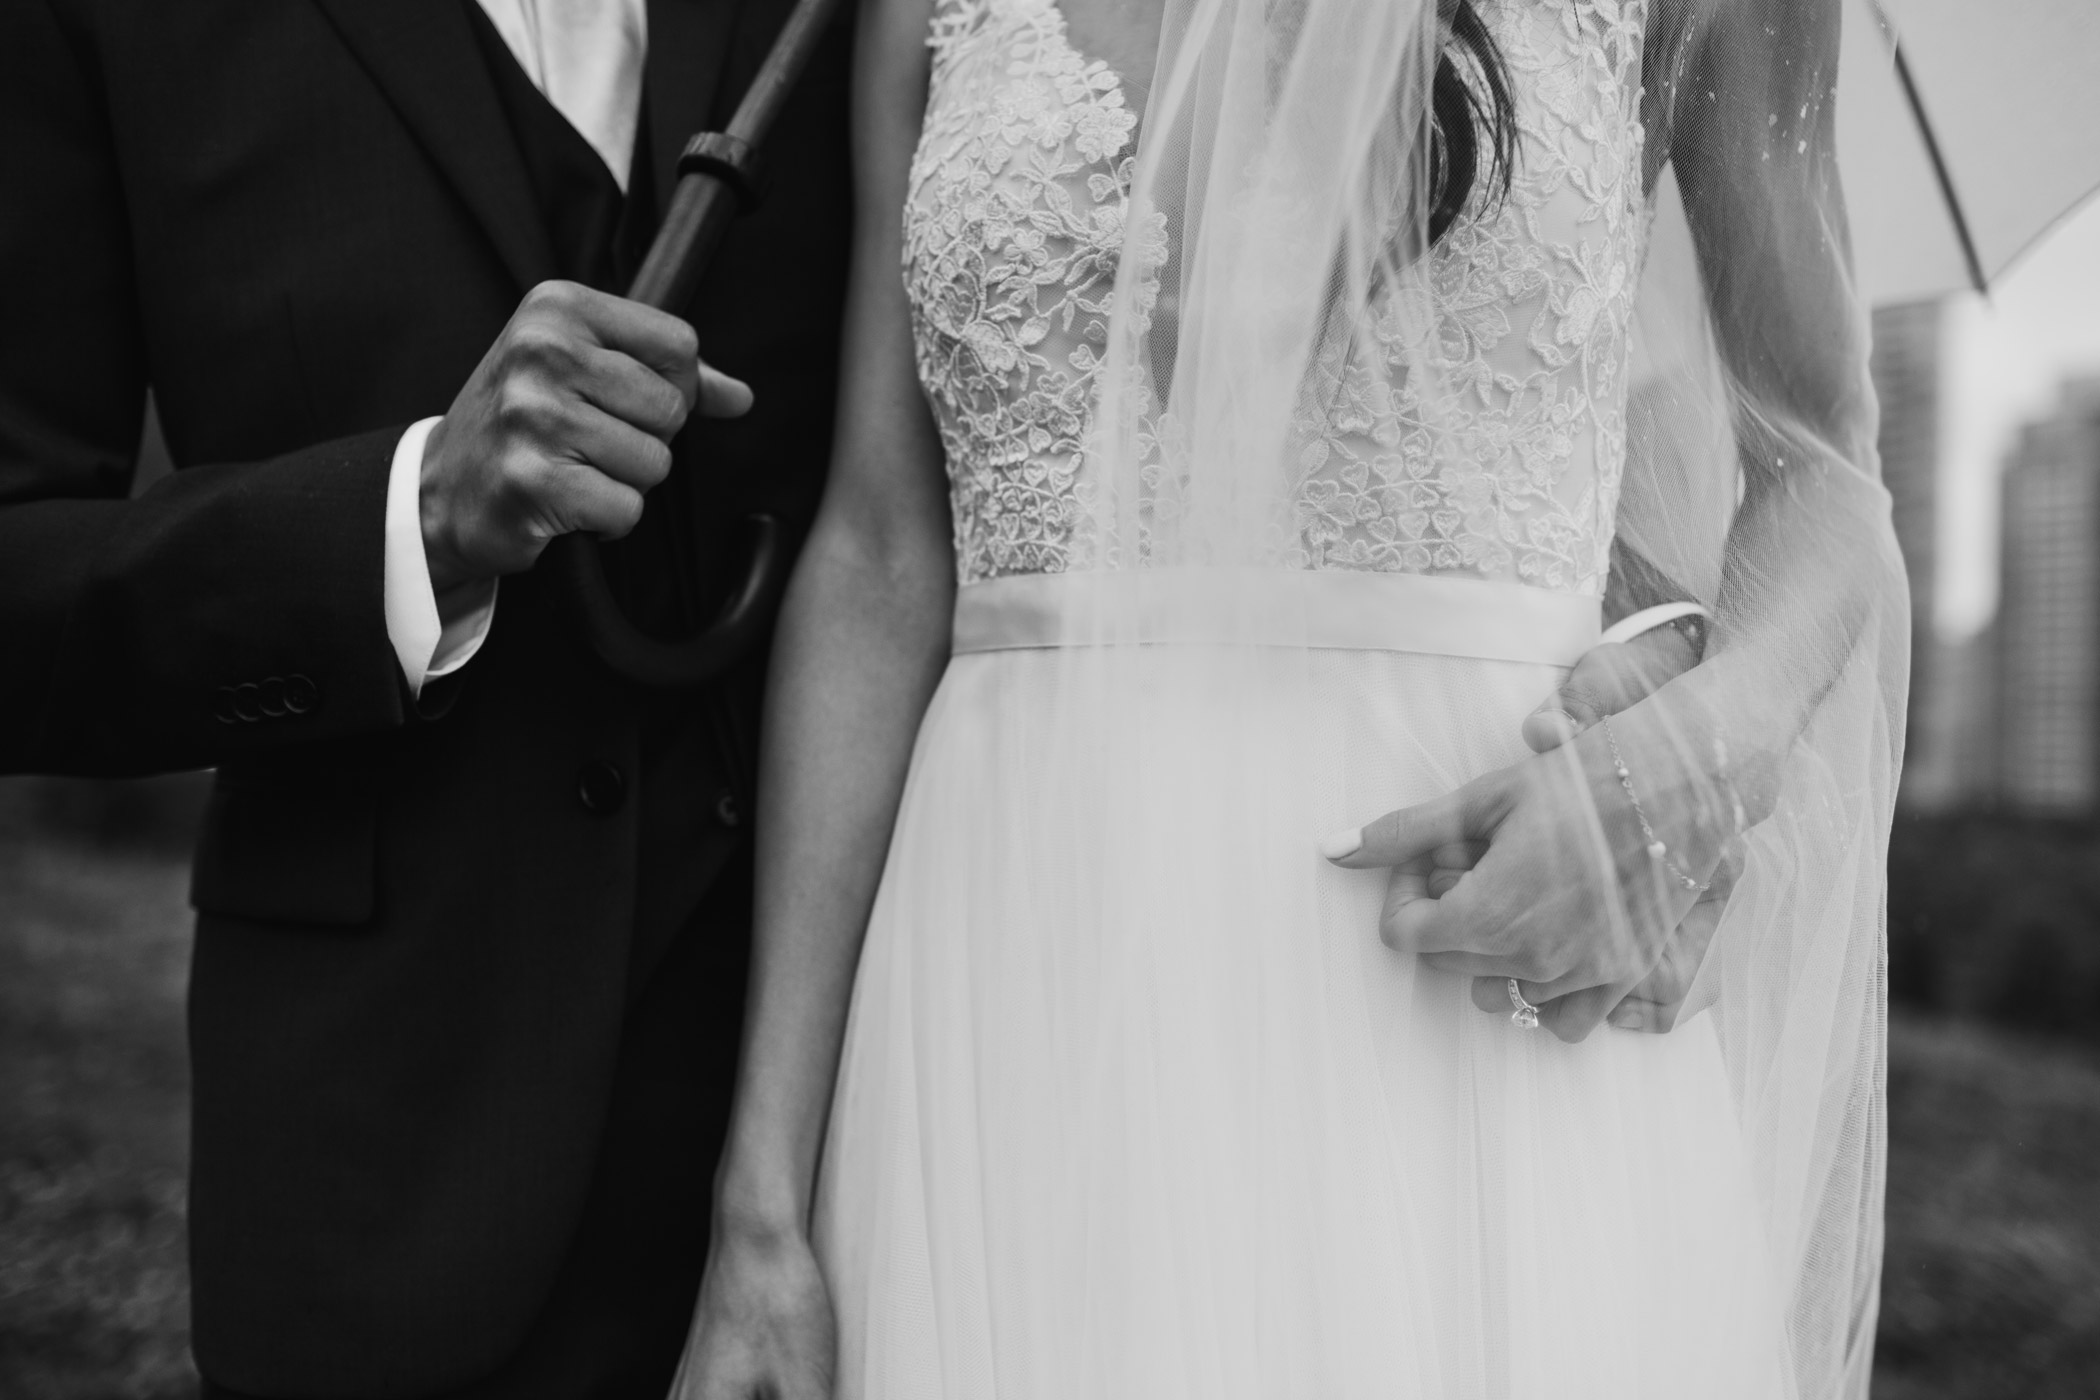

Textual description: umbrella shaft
[627,0,848,313]
[629,178,740,311]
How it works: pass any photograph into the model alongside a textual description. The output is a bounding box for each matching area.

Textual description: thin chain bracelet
[1600,716,1710,895]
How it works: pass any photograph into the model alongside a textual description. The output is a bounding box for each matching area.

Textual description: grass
[1877,1017,2100,1399]
[0,840,196,1399]
[2,832,2098,1398]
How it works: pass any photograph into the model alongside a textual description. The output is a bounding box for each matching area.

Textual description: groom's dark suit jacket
[0,1,852,1395]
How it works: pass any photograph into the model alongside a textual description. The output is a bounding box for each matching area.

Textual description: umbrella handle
[560,0,846,688]
[548,516,790,689]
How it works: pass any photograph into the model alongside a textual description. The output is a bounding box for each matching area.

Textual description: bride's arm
[670,0,949,1391]
[1665,0,1894,759]
[1329,0,1901,1041]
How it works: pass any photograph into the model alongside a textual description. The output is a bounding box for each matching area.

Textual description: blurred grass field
[3,827,2100,1398]
[1,839,195,1398]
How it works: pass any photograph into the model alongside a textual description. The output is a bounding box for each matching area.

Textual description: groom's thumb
[1525,629,1696,754]
[1322,776,1502,869]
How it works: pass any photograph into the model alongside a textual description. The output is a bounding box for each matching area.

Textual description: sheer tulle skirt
[814,644,1788,1400]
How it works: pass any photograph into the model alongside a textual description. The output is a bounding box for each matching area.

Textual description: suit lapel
[645,0,744,222]
[309,0,558,294]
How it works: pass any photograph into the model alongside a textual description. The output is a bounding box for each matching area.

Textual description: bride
[674,0,1899,1394]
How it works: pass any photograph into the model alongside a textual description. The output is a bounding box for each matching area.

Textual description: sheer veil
[1049,0,1901,1392]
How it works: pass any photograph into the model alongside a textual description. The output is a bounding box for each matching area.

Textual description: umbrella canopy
[1842,0,2100,302]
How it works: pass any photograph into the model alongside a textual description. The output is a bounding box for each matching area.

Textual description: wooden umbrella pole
[629,0,849,313]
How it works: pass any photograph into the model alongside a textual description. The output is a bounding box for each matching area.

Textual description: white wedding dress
[813,1,1790,1395]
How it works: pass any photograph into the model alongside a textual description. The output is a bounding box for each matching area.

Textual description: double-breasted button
[284,674,319,715]
[714,789,742,829]
[577,761,626,815]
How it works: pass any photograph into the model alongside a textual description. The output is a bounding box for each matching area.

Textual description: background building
[1993,381,2100,815]
[1871,300,1966,809]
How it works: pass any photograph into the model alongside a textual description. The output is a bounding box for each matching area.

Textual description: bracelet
[1600,716,1710,895]
[1599,601,1710,659]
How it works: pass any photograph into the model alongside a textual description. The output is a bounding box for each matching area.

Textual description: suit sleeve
[0,0,414,777]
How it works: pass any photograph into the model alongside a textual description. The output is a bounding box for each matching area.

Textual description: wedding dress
[812,1,1887,1396]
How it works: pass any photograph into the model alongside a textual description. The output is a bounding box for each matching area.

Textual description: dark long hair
[1427,0,1519,245]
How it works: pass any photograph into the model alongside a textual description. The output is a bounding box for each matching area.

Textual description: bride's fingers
[1606,995,1679,1033]
[1417,947,1563,983]
[1464,975,1624,1042]
[1423,841,1484,896]
[1468,974,1511,1015]
[1539,984,1621,1043]
[1380,858,1531,960]
[1324,773,1507,870]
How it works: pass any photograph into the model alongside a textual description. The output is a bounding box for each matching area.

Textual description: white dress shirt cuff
[384,417,498,697]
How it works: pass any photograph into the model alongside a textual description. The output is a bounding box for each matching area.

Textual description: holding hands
[1327,624,1750,1042]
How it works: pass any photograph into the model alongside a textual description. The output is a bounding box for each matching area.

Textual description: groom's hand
[420,280,754,593]
[1521,626,1698,754]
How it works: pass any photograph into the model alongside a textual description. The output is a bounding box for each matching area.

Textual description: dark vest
[465,3,767,993]
[466,8,658,294]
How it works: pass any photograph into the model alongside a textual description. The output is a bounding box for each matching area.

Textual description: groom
[0,1,851,1396]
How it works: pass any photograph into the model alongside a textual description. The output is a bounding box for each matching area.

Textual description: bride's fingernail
[1319,827,1363,861]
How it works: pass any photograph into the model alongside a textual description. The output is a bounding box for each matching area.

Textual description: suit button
[231,683,263,723]
[714,789,742,828]
[577,761,626,815]
[284,674,319,716]
[213,688,239,725]
[258,676,288,718]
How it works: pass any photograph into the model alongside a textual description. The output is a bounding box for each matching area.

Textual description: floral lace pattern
[906,0,1652,593]
[905,0,1141,581]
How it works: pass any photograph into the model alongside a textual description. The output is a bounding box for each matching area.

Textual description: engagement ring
[1507,979,1541,1031]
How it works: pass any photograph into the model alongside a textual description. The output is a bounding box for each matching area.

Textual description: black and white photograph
[2,0,2096,1397]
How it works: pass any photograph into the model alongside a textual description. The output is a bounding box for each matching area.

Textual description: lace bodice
[905,0,1653,594]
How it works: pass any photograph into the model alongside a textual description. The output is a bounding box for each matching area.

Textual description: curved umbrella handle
[557,0,846,687]
[549,515,790,689]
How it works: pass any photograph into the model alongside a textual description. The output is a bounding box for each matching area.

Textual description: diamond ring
[1507,978,1541,1030]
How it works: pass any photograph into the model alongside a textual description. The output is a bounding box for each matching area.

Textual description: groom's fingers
[1522,629,1697,754]
[1325,774,1506,870]
[1376,857,1437,951]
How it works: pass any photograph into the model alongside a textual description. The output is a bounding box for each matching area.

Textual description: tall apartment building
[1994,380,2100,815]
[1869,301,1954,807]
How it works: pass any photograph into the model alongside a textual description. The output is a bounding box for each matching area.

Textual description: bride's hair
[1428,0,1518,243]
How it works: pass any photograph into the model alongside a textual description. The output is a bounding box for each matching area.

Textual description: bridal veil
[1069,0,1896,1390]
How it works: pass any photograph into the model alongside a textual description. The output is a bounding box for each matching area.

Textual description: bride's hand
[668,1221,836,1400]
[1324,665,1752,1043]
[1518,627,1738,1034]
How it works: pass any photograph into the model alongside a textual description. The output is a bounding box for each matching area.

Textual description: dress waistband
[950,569,1601,667]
